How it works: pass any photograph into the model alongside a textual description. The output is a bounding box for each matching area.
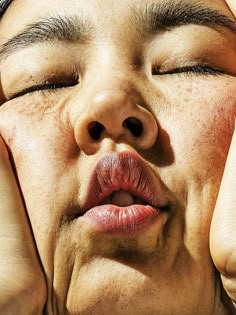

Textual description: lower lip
[83,205,159,234]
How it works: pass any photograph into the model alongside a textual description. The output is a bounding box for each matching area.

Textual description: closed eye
[153,65,225,76]
[9,81,78,100]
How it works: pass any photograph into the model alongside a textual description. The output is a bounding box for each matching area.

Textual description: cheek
[0,97,81,246]
[0,95,78,206]
[0,95,74,163]
[163,80,236,173]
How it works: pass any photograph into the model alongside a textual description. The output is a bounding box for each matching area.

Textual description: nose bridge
[70,72,158,155]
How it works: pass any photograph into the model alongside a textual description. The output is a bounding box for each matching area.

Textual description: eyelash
[9,65,224,100]
[10,81,78,99]
[153,65,224,76]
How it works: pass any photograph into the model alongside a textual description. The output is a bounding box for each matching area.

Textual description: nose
[71,85,158,154]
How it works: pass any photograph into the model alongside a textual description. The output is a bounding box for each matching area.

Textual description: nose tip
[73,88,158,154]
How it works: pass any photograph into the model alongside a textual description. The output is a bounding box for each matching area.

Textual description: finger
[225,0,236,17]
[210,127,236,300]
[0,137,36,265]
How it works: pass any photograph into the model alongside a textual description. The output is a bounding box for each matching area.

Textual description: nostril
[122,117,143,137]
[88,121,105,140]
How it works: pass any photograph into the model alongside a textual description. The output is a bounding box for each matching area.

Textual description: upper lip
[81,151,167,212]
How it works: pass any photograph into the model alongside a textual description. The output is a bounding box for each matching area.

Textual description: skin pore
[1,0,236,314]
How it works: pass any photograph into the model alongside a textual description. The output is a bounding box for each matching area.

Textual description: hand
[0,137,46,314]
[210,126,236,304]
[209,2,236,307]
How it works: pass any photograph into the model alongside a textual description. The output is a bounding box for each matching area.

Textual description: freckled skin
[0,0,236,314]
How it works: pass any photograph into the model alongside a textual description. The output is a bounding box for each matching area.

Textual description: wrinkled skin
[1,0,236,314]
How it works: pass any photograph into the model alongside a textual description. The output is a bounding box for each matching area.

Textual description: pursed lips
[82,151,166,212]
[73,151,169,234]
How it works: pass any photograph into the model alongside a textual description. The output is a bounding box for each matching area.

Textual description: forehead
[0,0,233,40]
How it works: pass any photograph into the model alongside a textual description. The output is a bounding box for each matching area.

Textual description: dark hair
[0,0,12,18]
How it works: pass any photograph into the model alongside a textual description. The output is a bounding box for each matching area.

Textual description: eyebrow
[0,0,236,61]
[131,0,236,35]
[0,14,92,61]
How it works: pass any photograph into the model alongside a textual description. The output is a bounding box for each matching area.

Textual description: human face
[0,0,236,314]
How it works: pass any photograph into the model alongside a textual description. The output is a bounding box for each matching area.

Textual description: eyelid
[8,81,78,100]
[152,65,225,76]
[7,66,80,100]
